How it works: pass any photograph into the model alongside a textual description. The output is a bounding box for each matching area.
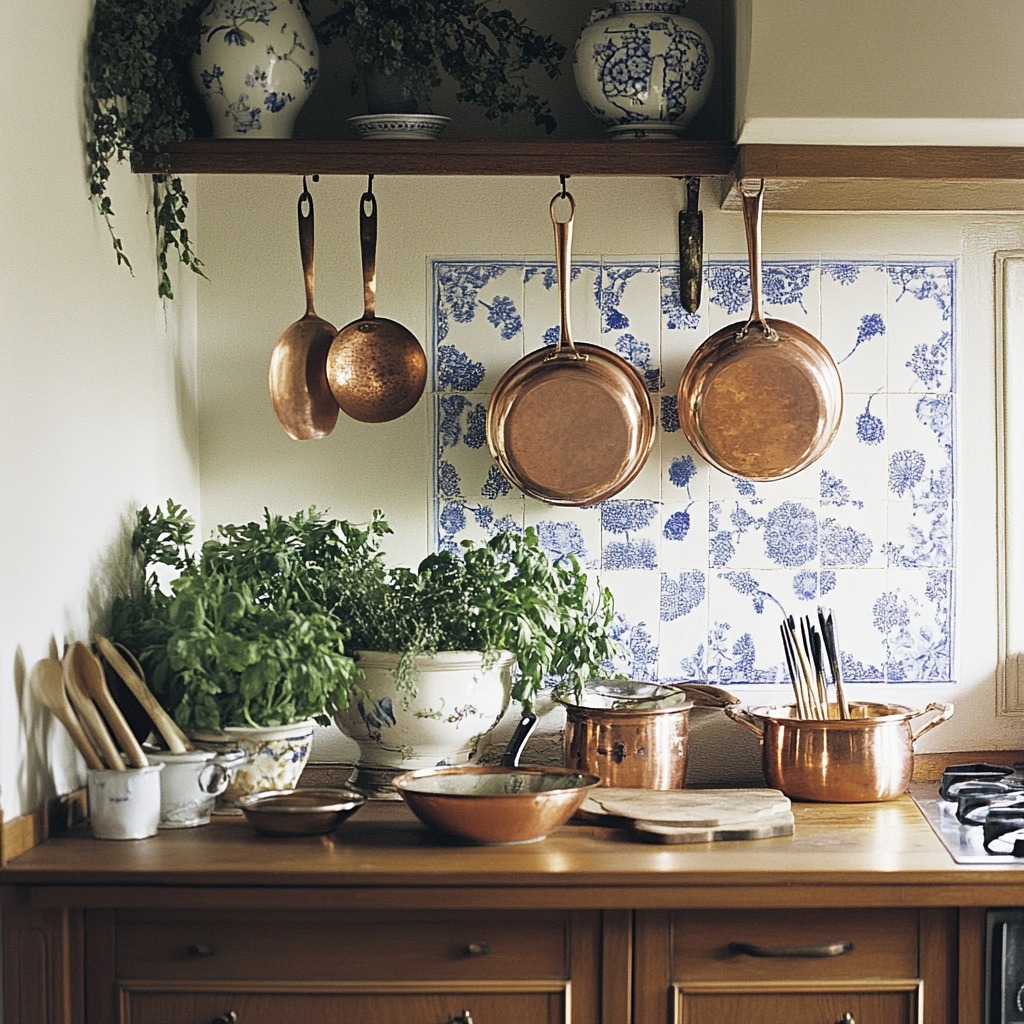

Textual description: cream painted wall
[2,2,201,821]
[195,172,1024,767]
[7,0,1024,821]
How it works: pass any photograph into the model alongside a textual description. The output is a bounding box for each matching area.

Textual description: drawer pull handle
[728,939,855,959]
[836,1015,855,1024]
[187,942,216,959]
[210,1013,237,1024]
[465,941,491,957]
[449,1012,474,1024]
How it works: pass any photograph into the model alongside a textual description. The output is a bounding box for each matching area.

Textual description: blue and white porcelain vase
[573,0,715,139]
[191,0,319,138]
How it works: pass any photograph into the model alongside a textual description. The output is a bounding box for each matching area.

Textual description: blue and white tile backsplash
[429,255,956,694]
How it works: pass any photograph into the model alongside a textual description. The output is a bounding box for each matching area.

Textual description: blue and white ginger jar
[573,0,715,139]
[192,0,319,138]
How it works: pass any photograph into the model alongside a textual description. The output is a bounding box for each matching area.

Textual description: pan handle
[549,193,584,361]
[297,178,316,317]
[737,180,779,345]
[723,705,766,738]
[359,190,377,319]
[909,701,954,743]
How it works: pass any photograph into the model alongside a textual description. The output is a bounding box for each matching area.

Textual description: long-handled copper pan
[677,181,842,480]
[486,192,655,506]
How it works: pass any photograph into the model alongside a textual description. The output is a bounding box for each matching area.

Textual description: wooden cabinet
[85,908,602,1024]
[634,907,957,1024]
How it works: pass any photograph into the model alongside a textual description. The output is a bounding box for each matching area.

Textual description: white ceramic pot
[573,1,715,139]
[191,0,319,138]
[333,650,514,800]
[145,747,247,828]
[189,720,315,810]
[87,765,164,840]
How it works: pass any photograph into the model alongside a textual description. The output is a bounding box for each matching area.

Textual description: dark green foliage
[307,0,566,131]
[86,0,208,299]
[110,503,620,731]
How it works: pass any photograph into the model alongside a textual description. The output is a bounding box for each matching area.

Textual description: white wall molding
[996,251,1024,714]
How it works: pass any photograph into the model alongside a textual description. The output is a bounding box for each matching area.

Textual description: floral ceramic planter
[333,650,514,800]
[189,720,315,810]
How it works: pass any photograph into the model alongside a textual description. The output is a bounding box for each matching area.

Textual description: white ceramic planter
[333,650,514,800]
[573,1,715,139]
[191,0,319,138]
[189,720,315,810]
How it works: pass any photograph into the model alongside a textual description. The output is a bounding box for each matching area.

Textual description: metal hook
[367,173,375,196]
[559,174,569,198]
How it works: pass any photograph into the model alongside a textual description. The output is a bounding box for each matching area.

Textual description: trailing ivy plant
[85,0,565,299]
[86,0,207,300]
[313,0,567,132]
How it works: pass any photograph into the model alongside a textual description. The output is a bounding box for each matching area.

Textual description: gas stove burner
[911,765,1024,864]
[982,802,1024,856]
[939,761,1015,800]
[955,784,1024,824]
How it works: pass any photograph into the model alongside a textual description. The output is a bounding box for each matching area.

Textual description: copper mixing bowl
[238,787,366,836]
[392,765,600,845]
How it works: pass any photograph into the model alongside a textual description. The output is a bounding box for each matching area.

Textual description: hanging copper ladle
[268,175,339,440]
[326,179,427,423]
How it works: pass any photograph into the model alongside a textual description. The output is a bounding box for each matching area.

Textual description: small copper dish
[237,787,366,836]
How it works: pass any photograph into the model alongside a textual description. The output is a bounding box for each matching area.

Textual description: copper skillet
[677,181,843,480]
[486,192,655,506]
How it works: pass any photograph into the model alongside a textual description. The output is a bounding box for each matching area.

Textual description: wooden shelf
[131,138,737,178]
[731,144,1024,212]
[133,139,1024,211]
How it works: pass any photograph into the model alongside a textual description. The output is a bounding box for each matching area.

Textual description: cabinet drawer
[674,982,919,1024]
[671,908,919,982]
[121,987,568,1024]
[115,909,570,982]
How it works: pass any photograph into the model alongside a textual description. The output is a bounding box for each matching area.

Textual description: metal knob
[210,1013,237,1024]
[188,942,215,959]
[449,1012,474,1024]
[836,1014,855,1024]
[465,941,491,957]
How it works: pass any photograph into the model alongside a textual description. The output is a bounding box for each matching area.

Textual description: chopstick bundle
[780,611,849,720]
[817,606,851,719]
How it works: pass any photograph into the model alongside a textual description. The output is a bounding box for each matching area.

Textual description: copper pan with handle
[486,191,655,507]
[677,181,843,481]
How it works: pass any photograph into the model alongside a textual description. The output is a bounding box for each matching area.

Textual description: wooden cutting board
[577,788,795,845]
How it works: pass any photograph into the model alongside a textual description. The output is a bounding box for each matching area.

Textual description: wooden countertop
[4,786,1024,911]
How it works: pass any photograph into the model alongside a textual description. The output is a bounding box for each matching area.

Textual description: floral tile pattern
[430,255,957,693]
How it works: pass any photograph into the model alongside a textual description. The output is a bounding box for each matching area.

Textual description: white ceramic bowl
[347,114,450,140]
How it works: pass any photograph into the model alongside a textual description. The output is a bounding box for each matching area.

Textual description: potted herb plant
[108,501,366,801]
[109,501,620,798]
[313,0,567,131]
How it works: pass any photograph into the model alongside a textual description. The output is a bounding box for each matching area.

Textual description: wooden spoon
[73,642,148,768]
[94,635,192,753]
[62,645,125,770]
[30,658,105,770]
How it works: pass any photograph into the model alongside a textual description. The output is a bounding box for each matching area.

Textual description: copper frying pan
[486,192,655,507]
[677,182,843,480]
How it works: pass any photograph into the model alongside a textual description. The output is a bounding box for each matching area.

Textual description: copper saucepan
[486,191,655,507]
[677,181,843,480]
[725,701,954,802]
